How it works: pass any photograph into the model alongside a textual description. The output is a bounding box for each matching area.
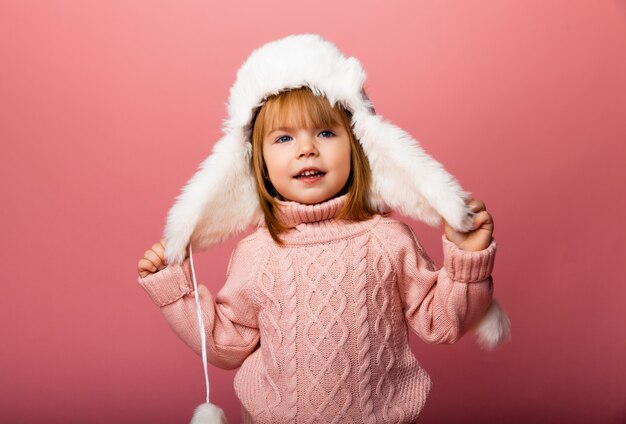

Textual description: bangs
[259,87,344,138]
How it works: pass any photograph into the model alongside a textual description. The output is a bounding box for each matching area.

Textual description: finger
[159,238,167,265]
[472,210,493,230]
[468,199,486,213]
[152,241,166,264]
[143,249,164,269]
[138,263,156,278]
[137,258,158,274]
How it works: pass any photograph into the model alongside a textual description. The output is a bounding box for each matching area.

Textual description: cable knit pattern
[371,247,404,423]
[137,195,497,423]
[302,240,353,422]
[277,246,298,421]
[257,258,282,420]
[354,234,376,424]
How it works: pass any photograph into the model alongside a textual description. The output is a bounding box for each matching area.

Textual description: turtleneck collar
[274,195,346,228]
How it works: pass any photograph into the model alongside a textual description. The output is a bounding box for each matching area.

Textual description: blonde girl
[137,34,509,424]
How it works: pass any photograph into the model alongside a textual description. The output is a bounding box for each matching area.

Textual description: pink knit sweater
[138,195,496,423]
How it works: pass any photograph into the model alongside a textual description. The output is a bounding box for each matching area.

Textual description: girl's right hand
[137,239,167,278]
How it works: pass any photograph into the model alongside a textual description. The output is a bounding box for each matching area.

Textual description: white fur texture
[164,128,261,264]
[164,33,475,264]
[475,300,512,350]
[352,110,475,232]
[190,402,227,424]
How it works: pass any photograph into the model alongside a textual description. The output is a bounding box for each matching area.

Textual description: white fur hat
[163,33,477,265]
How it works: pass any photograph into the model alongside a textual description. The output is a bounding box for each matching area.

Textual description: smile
[294,168,326,180]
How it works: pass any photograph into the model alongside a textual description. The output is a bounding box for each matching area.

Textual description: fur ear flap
[164,129,261,265]
[352,110,475,232]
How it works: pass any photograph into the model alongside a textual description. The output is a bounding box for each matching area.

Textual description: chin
[296,196,325,205]
[300,191,344,205]
[286,192,327,205]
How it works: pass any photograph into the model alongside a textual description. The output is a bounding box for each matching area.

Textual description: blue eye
[276,135,292,143]
[319,130,335,138]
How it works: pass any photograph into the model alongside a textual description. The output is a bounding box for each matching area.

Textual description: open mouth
[294,170,326,179]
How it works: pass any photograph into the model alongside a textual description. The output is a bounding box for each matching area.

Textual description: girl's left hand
[443,198,494,251]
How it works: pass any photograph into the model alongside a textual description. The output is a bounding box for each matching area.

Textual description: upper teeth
[300,170,319,176]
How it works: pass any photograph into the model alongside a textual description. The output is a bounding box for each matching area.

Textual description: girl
[137,34,509,424]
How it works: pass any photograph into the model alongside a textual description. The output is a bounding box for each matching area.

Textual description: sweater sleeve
[394,224,496,344]
[136,238,260,369]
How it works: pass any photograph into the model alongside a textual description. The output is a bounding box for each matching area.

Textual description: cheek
[262,147,286,178]
[339,143,353,179]
[262,147,274,173]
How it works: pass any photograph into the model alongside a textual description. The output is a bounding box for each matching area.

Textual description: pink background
[1,1,625,423]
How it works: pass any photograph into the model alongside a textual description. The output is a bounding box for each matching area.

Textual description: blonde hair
[250,87,375,244]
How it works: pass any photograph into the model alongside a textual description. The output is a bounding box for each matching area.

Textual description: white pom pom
[474,300,511,350]
[190,402,228,424]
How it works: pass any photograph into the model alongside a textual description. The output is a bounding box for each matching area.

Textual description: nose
[296,133,318,158]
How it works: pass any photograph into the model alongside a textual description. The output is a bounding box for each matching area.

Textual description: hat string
[188,243,210,404]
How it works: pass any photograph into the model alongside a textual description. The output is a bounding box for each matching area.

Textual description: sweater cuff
[442,234,497,283]
[137,260,194,307]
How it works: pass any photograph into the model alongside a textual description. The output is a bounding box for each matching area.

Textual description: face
[262,123,352,205]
